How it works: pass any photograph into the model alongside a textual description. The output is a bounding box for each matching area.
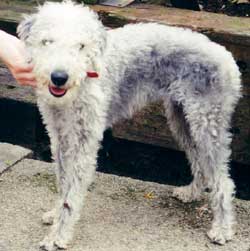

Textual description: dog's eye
[41,39,54,46]
[79,44,85,50]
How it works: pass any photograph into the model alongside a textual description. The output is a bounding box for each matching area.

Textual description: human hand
[0,30,36,87]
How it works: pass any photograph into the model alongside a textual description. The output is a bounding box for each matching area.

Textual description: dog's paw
[207,225,233,245]
[42,209,56,225]
[39,235,68,251]
[172,185,201,203]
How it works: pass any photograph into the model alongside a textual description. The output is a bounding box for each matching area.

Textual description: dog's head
[18,1,107,106]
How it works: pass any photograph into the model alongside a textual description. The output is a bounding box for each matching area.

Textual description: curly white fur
[18,1,241,250]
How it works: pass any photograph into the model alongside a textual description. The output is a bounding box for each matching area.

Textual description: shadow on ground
[1,105,249,202]
[98,130,250,201]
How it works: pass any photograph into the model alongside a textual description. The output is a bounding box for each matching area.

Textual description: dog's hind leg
[164,99,205,202]
[179,99,235,245]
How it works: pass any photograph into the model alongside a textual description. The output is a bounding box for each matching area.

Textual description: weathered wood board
[0,2,249,164]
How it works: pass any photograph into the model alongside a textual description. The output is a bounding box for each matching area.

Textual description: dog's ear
[17,14,37,41]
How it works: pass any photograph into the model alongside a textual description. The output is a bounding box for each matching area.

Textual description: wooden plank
[92,4,250,45]
[0,65,48,158]
[0,1,249,164]
[0,66,36,104]
[113,97,250,164]
[0,2,250,43]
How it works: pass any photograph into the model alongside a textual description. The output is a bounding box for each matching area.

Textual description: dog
[17,1,241,250]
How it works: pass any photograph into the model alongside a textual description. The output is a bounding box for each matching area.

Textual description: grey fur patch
[111,49,219,122]
[17,15,37,41]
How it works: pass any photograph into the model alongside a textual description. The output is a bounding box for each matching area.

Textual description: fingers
[15,72,36,82]
[13,72,37,87]
[9,64,37,87]
[14,63,34,73]
[16,79,37,87]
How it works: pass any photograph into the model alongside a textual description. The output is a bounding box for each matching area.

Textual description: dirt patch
[156,195,212,230]
[17,172,57,193]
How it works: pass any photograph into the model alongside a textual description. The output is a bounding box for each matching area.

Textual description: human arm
[0,30,36,87]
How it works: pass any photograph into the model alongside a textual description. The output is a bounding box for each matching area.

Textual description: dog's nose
[51,71,69,87]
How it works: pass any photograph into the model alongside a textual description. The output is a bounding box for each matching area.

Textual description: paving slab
[0,142,32,174]
[0,158,250,251]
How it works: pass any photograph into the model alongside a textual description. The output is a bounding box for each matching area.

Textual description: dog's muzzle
[51,70,69,86]
[49,70,69,97]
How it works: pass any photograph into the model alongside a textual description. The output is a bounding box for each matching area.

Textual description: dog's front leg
[40,137,99,251]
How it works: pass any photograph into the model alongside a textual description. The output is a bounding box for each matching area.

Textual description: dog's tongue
[49,86,67,97]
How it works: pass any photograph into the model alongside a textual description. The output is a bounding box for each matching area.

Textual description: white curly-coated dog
[17,1,241,250]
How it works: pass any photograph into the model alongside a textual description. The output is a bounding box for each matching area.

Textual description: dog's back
[104,23,241,126]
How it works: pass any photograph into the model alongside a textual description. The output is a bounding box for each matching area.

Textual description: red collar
[87,72,99,78]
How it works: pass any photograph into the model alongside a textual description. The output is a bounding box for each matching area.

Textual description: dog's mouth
[49,85,67,97]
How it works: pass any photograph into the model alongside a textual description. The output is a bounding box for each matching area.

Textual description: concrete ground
[0,143,250,251]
